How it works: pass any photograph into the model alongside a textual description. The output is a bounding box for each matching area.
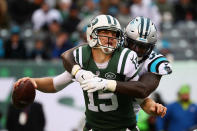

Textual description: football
[12,79,36,109]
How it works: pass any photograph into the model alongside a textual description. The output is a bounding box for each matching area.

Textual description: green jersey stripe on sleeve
[75,48,79,65]
[120,50,130,74]
[78,46,83,67]
[117,48,129,73]
[73,49,77,64]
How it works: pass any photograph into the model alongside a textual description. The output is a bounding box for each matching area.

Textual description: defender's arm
[139,72,161,95]
[61,46,81,73]
[81,73,160,98]
[116,72,161,98]
[61,45,96,83]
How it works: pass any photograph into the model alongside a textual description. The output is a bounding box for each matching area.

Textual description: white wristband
[71,65,81,76]
[107,80,117,92]
[53,71,72,91]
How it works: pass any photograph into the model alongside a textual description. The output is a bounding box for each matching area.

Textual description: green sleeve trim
[76,48,79,64]
[82,45,91,69]
[120,50,130,74]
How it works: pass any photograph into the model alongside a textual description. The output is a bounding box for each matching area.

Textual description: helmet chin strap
[95,37,115,54]
[101,46,114,54]
[138,56,143,61]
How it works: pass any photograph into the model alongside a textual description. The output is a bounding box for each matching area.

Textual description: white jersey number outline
[88,92,118,112]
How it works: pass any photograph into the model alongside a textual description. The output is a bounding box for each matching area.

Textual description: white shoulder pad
[145,51,172,75]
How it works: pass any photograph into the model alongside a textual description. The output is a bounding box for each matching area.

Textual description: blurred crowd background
[0,0,197,61]
[0,0,197,131]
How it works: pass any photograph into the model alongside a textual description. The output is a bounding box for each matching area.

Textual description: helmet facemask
[125,37,155,63]
[92,27,122,54]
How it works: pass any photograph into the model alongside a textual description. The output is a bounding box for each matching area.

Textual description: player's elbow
[141,90,150,98]
[49,87,58,93]
[137,90,149,98]
[61,52,72,72]
[61,52,68,62]
[137,84,150,98]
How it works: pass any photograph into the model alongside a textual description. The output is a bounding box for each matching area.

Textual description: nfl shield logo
[96,71,100,76]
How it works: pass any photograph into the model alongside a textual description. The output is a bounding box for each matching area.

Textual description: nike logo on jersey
[81,75,85,80]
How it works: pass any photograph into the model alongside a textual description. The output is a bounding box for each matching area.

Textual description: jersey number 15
[88,92,118,112]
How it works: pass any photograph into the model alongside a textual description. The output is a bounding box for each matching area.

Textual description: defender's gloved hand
[81,77,117,92]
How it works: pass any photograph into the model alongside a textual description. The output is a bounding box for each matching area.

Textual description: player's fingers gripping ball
[12,79,36,109]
